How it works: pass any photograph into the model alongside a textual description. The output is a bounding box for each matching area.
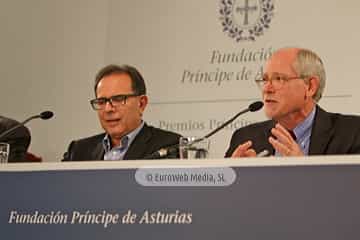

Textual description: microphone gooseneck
[200,101,263,141]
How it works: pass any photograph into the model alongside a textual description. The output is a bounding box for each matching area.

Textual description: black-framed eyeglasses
[90,94,139,110]
[255,75,305,90]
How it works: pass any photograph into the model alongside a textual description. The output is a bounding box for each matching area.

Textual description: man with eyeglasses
[226,47,360,157]
[62,64,181,161]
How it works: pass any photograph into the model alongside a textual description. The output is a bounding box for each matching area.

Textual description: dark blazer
[225,106,360,157]
[0,116,31,162]
[62,123,182,161]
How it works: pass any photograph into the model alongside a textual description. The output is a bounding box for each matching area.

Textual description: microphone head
[40,111,54,120]
[248,101,264,112]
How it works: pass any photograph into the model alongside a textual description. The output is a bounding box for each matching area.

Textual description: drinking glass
[179,137,210,159]
[0,142,10,163]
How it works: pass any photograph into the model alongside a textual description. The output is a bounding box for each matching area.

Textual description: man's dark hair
[94,64,146,96]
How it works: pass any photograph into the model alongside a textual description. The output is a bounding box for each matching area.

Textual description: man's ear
[139,95,148,112]
[306,76,320,99]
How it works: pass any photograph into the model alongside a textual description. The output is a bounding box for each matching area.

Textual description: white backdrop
[0,0,359,161]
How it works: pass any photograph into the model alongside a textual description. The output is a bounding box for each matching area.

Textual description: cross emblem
[236,0,258,25]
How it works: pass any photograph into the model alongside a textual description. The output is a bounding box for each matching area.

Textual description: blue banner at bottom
[1,160,360,240]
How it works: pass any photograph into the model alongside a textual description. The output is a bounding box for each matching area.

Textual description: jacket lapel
[124,124,152,160]
[92,134,105,160]
[261,121,276,155]
[309,106,334,155]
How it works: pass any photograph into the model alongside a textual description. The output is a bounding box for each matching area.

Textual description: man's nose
[104,100,115,111]
[263,80,275,93]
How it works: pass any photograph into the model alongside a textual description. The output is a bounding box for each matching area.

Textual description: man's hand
[269,123,304,156]
[231,140,257,158]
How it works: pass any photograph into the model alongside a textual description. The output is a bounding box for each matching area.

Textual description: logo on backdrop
[219,0,275,42]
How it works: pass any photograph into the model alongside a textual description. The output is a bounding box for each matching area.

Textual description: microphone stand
[0,111,53,140]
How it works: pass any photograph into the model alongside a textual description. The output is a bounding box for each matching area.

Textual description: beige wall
[0,0,108,161]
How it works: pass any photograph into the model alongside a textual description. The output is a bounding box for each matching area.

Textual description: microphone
[146,145,179,159]
[0,111,54,140]
[39,111,54,120]
[145,101,263,159]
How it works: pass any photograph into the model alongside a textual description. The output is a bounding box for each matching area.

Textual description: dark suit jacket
[62,123,182,161]
[0,116,31,162]
[225,106,360,157]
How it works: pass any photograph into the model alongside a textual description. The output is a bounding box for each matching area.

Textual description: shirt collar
[102,121,145,152]
[293,106,316,141]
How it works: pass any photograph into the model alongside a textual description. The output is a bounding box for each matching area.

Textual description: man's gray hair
[293,49,326,102]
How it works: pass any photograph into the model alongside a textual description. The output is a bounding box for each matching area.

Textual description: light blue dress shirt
[275,107,316,156]
[103,121,145,160]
